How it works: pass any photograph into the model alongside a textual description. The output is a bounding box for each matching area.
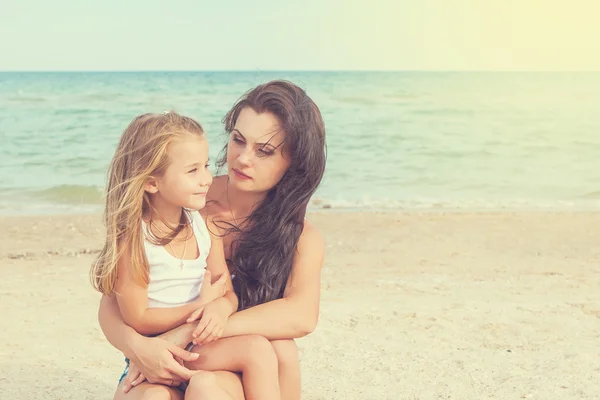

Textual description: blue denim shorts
[118,358,130,385]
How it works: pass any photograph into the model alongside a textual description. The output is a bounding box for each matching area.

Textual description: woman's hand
[121,362,147,393]
[123,355,187,393]
[121,335,199,392]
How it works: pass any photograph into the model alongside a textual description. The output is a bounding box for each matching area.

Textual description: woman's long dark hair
[217,80,326,310]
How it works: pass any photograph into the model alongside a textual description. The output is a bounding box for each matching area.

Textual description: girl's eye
[188,168,197,173]
[205,163,210,168]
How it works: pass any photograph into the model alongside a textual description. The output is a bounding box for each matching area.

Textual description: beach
[1,211,598,399]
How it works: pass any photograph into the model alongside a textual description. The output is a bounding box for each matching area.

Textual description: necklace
[152,219,189,270]
[226,181,242,228]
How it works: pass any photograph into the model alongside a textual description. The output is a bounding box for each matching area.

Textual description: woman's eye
[233,137,244,144]
[188,168,197,173]
[257,148,274,156]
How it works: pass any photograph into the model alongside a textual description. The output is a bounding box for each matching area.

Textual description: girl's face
[226,107,290,194]
[150,134,213,211]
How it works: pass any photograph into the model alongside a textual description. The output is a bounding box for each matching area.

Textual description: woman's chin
[229,174,254,190]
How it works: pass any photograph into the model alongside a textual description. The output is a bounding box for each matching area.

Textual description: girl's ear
[144,176,159,194]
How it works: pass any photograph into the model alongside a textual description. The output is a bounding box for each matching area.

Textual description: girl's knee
[245,335,277,356]
[271,339,299,366]
[241,335,278,367]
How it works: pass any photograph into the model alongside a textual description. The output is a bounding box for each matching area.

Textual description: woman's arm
[194,222,325,342]
[138,222,325,347]
[98,293,142,359]
[98,294,199,384]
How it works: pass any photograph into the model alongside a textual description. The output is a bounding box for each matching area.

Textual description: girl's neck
[147,196,185,228]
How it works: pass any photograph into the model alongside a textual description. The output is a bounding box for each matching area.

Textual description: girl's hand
[198,270,227,303]
[191,299,231,344]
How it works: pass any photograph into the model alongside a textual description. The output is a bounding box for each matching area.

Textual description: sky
[0,0,599,71]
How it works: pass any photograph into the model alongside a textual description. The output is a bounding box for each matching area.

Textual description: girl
[90,111,281,400]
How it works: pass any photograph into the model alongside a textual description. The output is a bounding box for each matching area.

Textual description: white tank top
[142,211,212,308]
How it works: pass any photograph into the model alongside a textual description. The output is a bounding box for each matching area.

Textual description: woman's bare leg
[184,371,245,400]
[270,340,301,400]
[114,381,183,400]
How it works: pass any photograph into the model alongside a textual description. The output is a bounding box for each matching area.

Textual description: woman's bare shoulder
[207,175,228,202]
[199,175,230,230]
[298,219,325,253]
[287,219,325,281]
[201,175,226,210]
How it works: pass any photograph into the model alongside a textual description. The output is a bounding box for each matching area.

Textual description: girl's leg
[184,371,245,400]
[185,335,279,400]
[270,340,301,400]
[114,381,183,400]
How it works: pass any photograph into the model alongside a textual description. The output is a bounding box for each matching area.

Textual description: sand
[1,211,599,399]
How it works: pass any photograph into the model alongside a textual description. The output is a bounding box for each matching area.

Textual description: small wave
[383,92,418,100]
[53,109,97,116]
[0,185,105,215]
[83,93,123,102]
[35,185,104,204]
[410,108,475,116]
[309,196,600,212]
[7,96,46,102]
[580,190,600,199]
[332,96,370,104]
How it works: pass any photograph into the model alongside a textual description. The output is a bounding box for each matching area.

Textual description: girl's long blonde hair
[91,112,205,295]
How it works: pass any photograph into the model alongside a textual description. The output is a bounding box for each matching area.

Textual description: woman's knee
[270,339,299,367]
[186,371,218,396]
[139,385,178,400]
[186,371,244,400]
[114,382,180,400]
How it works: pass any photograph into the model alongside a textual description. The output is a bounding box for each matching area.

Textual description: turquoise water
[1,71,600,214]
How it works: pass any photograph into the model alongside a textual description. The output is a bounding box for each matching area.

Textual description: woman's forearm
[220,297,317,341]
[100,294,242,354]
[98,295,141,359]
[217,222,324,341]
[157,322,196,348]
[100,292,316,350]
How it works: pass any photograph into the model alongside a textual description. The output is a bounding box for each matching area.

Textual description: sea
[1,71,599,214]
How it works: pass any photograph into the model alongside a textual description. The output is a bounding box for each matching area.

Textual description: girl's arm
[115,243,205,336]
[192,222,325,343]
[188,216,239,342]
[153,229,238,346]
[205,220,238,314]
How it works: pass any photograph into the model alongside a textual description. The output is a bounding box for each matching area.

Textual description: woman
[99,80,327,400]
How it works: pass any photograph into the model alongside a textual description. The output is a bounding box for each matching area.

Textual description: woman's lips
[233,168,252,180]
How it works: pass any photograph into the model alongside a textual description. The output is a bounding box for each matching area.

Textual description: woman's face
[226,107,290,194]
